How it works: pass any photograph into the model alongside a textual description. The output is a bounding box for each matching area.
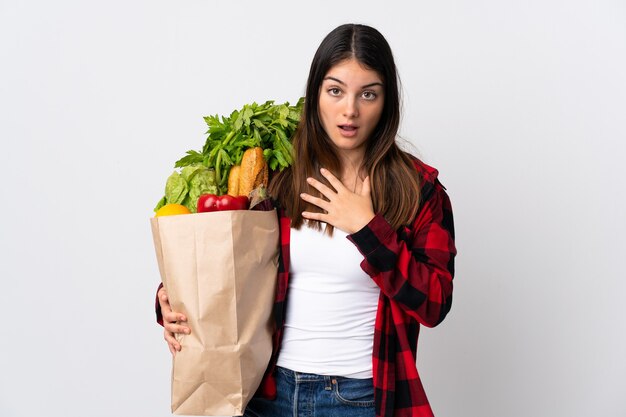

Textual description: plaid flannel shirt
[156,158,456,417]
[258,158,456,417]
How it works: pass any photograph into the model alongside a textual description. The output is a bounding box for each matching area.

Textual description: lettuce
[153,164,217,213]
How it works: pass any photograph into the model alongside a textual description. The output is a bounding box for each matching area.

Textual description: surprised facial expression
[318,58,385,161]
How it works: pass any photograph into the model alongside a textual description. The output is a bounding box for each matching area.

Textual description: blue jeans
[243,366,375,417]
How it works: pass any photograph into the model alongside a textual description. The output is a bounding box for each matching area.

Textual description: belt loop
[324,375,332,391]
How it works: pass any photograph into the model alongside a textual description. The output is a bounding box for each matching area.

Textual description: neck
[336,149,365,178]
[335,152,365,193]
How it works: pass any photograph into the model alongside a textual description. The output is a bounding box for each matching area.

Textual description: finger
[166,338,178,356]
[300,193,330,211]
[158,292,171,312]
[306,176,337,199]
[319,168,347,192]
[164,330,180,344]
[162,310,177,322]
[361,176,371,196]
[164,331,181,353]
[161,307,187,323]
[302,211,327,222]
[165,322,191,335]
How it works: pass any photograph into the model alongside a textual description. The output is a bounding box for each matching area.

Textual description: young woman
[157,23,456,417]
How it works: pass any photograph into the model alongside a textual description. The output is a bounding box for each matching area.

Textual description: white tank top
[276,222,380,378]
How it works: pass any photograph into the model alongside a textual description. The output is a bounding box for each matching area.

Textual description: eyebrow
[323,76,383,89]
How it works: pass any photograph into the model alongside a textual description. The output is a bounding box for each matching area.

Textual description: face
[318,58,385,163]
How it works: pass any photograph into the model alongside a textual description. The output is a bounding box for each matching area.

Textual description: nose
[343,96,359,118]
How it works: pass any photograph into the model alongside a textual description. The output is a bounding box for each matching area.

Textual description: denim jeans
[243,366,375,417]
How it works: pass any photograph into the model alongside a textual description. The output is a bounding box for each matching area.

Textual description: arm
[348,181,456,327]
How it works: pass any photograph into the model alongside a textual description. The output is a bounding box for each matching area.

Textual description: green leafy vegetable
[154,97,304,209]
[154,164,217,213]
[164,172,188,205]
[177,98,304,194]
[185,168,218,213]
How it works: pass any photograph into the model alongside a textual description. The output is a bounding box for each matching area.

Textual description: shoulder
[407,154,440,183]
[404,153,447,202]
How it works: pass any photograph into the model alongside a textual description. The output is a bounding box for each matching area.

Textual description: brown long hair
[270,23,421,234]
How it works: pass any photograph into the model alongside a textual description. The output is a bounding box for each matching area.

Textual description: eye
[327,87,341,96]
[362,91,377,101]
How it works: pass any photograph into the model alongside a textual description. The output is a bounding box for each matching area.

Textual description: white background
[1,1,625,416]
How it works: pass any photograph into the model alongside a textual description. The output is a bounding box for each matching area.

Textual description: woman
[157,23,456,417]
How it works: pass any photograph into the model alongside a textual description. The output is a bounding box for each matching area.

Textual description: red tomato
[197,194,249,212]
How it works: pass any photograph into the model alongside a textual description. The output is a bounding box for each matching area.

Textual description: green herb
[174,98,304,194]
[154,97,303,210]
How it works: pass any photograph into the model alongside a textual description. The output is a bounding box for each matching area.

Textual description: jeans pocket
[332,377,375,407]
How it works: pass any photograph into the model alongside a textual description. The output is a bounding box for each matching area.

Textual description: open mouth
[338,124,359,138]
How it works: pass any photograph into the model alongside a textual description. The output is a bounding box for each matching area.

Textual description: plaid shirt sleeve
[348,175,456,328]
[155,282,164,326]
[347,161,456,417]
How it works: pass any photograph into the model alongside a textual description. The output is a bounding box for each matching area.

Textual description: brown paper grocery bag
[150,209,279,416]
